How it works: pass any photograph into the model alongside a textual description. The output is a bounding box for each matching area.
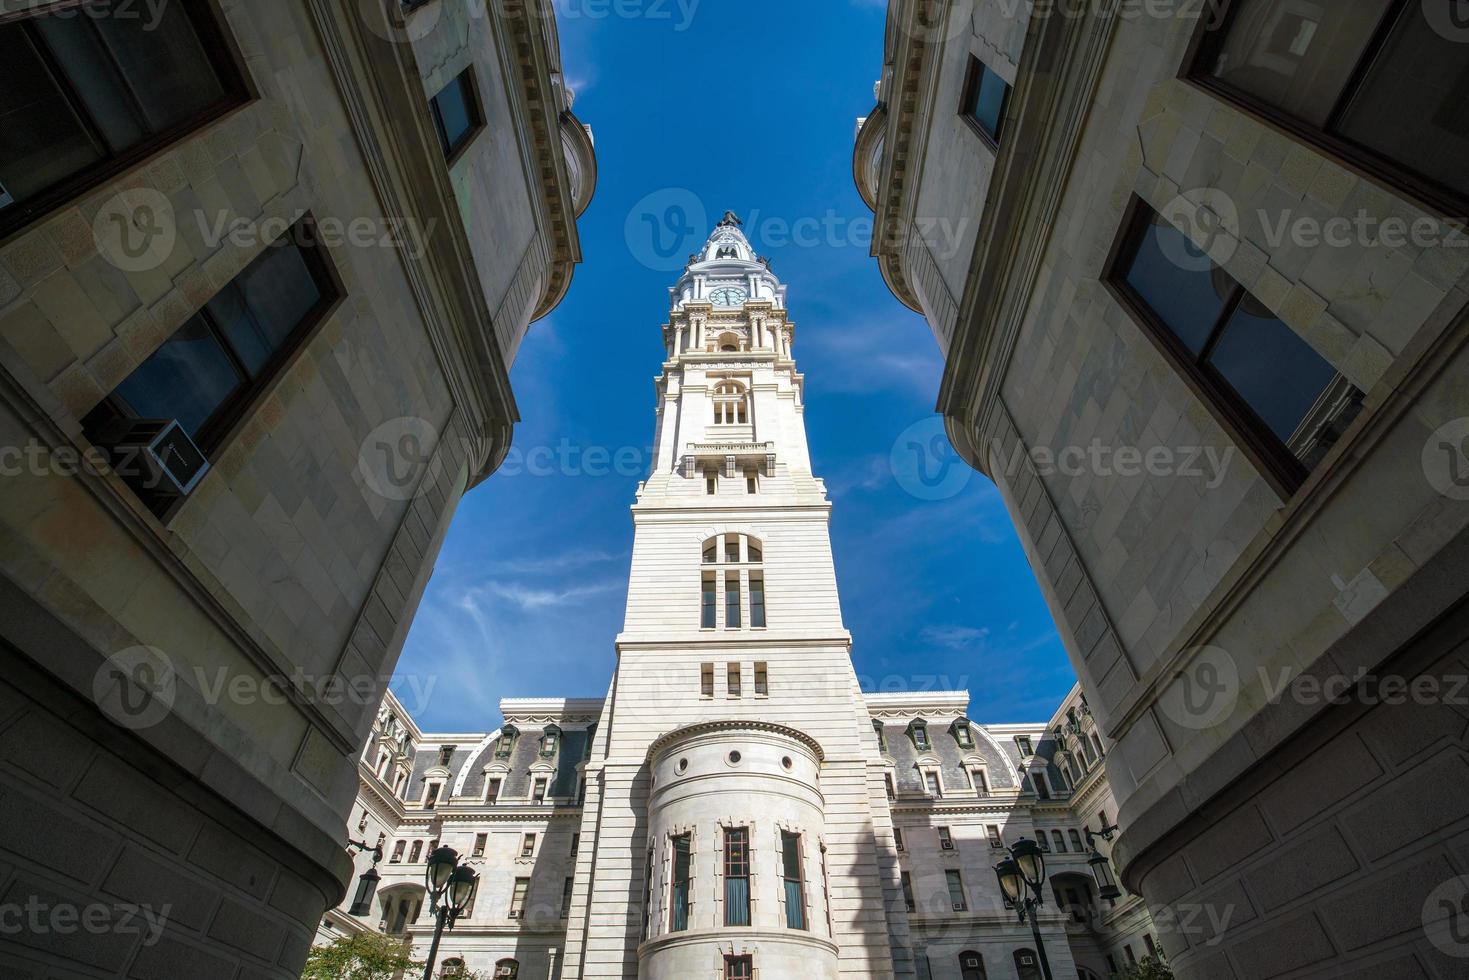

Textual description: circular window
[728,751,742,765]
[676,758,688,774]
[781,756,794,770]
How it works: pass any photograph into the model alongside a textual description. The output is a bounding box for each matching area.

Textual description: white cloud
[919,624,990,649]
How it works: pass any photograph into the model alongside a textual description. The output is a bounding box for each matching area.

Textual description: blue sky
[388,0,1076,730]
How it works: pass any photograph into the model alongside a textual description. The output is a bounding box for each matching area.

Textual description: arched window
[493,960,519,979]
[958,950,987,979]
[700,535,765,629]
[712,380,748,424]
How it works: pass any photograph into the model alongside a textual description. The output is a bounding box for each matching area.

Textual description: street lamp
[993,837,1055,980]
[420,846,479,980]
[345,839,384,917]
[1084,822,1123,903]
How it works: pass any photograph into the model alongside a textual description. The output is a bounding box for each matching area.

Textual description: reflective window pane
[1206,295,1339,446]
[93,3,226,132]
[1123,213,1230,355]
[32,16,146,152]
[115,316,243,438]
[1202,0,1392,126]
[1336,9,1469,198]
[236,241,324,350]
[0,29,105,205]
[433,71,478,158]
[965,60,1010,142]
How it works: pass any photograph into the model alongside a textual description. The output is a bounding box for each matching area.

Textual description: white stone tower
[560,216,916,979]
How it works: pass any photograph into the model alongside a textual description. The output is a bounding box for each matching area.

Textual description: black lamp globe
[994,857,1025,906]
[1011,836,1047,890]
[425,846,459,899]
[448,865,479,915]
[1088,847,1122,902]
[348,866,380,917]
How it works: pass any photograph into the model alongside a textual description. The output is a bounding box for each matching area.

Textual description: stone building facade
[0,0,593,976]
[318,221,1157,979]
[855,2,1469,977]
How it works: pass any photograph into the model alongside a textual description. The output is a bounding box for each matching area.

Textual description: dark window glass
[1206,294,1338,444]
[1334,11,1469,204]
[1122,214,1229,355]
[702,575,717,628]
[781,831,806,930]
[670,834,692,931]
[749,577,766,628]
[1198,1,1392,127]
[962,56,1011,143]
[114,317,244,439]
[94,222,331,455]
[724,828,751,926]
[946,870,967,911]
[901,871,915,912]
[431,69,481,159]
[1193,1,1467,207]
[0,2,241,229]
[725,956,753,980]
[725,575,741,628]
[1112,202,1358,490]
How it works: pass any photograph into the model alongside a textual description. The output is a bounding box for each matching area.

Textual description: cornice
[495,0,590,321]
[646,719,827,762]
[937,1,1124,470]
[308,0,516,485]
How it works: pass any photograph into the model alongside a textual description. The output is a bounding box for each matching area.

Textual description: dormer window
[951,721,974,749]
[495,725,520,760]
[1016,735,1033,757]
[872,719,887,754]
[907,720,930,750]
[541,726,561,759]
[437,745,455,767]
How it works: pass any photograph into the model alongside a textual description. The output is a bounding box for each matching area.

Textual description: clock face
[709,287,748,308]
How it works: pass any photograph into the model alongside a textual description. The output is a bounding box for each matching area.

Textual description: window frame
[946,869,968,912]
[0,0,252,239]
[723,826,752,927]
[1103,195,1334,497]
[780,830,807,930]
[958,53,1011,150]
[669,832,693,932]
[1179,0,1469,220]
[429,66,485,166]
[724,955,754,980]
[85,214,343,483]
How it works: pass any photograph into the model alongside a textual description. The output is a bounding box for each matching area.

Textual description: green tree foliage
[302,933,420,980]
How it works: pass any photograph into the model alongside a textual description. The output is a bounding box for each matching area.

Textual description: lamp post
[345,839,384,917]
[1084,822,1123,902]
[420,846,479,980]
[994,837,1055,980]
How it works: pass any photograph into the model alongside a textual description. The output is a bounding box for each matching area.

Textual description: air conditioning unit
[92,418,209,500]
[941,840,954,851]
[951,902,964,911]
[508,910,521,919]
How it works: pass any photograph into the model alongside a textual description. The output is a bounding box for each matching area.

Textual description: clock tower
[559,217,916,978]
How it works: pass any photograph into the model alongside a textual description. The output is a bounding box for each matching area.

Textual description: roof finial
[718,210,743,228]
